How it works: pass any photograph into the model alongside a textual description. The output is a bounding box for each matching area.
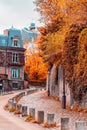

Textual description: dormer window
[13,40,19,47]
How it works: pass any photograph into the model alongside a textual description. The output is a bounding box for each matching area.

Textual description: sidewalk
[19,91,87,130]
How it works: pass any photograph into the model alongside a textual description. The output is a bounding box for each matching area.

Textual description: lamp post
[62,68,66,109]
[48,68,51,96]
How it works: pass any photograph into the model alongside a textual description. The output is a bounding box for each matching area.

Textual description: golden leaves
[34,0,87,100]
[25,52,48,82]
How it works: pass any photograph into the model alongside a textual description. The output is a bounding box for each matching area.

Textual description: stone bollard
[13,98,17,109]
[61,117,69,130]
[22,106,27,116]
[16,104,22,112]
[47,113,54,125]
[8,99,13,109]
[25,91,27,96]
[75,121,86,130]
[38,111,44,123]
[29,108,35,118]
[8,98,16,109]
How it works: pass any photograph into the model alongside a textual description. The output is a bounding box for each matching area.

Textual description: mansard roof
[0,27,23,47]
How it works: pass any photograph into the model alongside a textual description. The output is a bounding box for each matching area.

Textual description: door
[12,83,18,89]
[0,80,2,90]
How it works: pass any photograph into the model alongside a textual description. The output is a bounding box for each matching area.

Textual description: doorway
[0,80,2,90]
[12,83,18,89]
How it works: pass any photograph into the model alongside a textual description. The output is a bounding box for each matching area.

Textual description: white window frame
[12,68,19,78]
[13,39,20,47]
[13,53,19,63]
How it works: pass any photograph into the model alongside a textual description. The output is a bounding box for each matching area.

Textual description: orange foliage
[34,0,87,101]
[75,28,87,88]
[25,51,48,82]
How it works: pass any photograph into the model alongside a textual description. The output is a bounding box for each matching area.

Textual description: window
[13,53,19,62]
[12,83,18,89]
[12,68,19,78]
[13,40,19,47]
[0,80,2,90]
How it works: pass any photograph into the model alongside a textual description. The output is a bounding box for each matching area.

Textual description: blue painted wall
[0,35,8,46]
[0,23,39,48]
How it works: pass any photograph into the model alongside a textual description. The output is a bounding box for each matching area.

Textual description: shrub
[9,108,16,112]
[32,120,41,124]
[25,115,35,122]
[42,121,57,128]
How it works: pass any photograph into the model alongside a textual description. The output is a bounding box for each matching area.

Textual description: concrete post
[8,99,13,109]
[25,91,27,96]
[61,117,69,130]
[22,106,27,116]
[16,104,22,112]
[75,121,86,130]
[29,108,35,118]
[38,111,44,123]
[47,113,54,125]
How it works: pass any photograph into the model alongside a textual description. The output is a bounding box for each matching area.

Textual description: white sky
[0,0,42,34]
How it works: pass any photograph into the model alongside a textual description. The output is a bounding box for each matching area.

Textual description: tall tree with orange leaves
[25,50,48,82]
[34,0,87,101]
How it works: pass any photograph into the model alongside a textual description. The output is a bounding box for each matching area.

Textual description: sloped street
[19,91,87,130]
[0,92,45,130]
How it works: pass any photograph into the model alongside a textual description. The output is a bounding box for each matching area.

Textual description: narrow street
[0,92,45,130]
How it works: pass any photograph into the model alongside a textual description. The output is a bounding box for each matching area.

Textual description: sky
[0,0,42,34]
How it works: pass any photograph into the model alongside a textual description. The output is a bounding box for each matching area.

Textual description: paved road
[0,92,45,130]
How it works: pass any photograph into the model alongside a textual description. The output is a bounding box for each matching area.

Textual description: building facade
[22,23,40,43]
[22,23,40,62]
[0,27,25,91]
[22,23,40,51]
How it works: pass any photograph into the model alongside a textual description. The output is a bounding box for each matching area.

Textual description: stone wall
[50,64,59,97]
[78,93,87,107]
[47,64,87,107]
[48,64,72,105]
[58,66,71,105]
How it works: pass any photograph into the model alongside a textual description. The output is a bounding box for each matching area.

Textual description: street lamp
[48,68,51,96]
[62,68,66,109]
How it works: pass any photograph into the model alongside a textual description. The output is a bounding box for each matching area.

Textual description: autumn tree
[38,26,69,65]
[34,0,87,101]
[63,24,87,100]
[74,28,87,100]
[62,0,87,100]
[25,50,48,82]
[34,0,70,65]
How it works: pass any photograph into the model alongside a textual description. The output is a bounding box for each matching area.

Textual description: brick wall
[8,80,24,90]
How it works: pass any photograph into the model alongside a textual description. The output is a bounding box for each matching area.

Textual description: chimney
[4,29,9,36]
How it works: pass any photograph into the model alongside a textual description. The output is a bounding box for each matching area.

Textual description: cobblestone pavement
[19,91,87,130]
